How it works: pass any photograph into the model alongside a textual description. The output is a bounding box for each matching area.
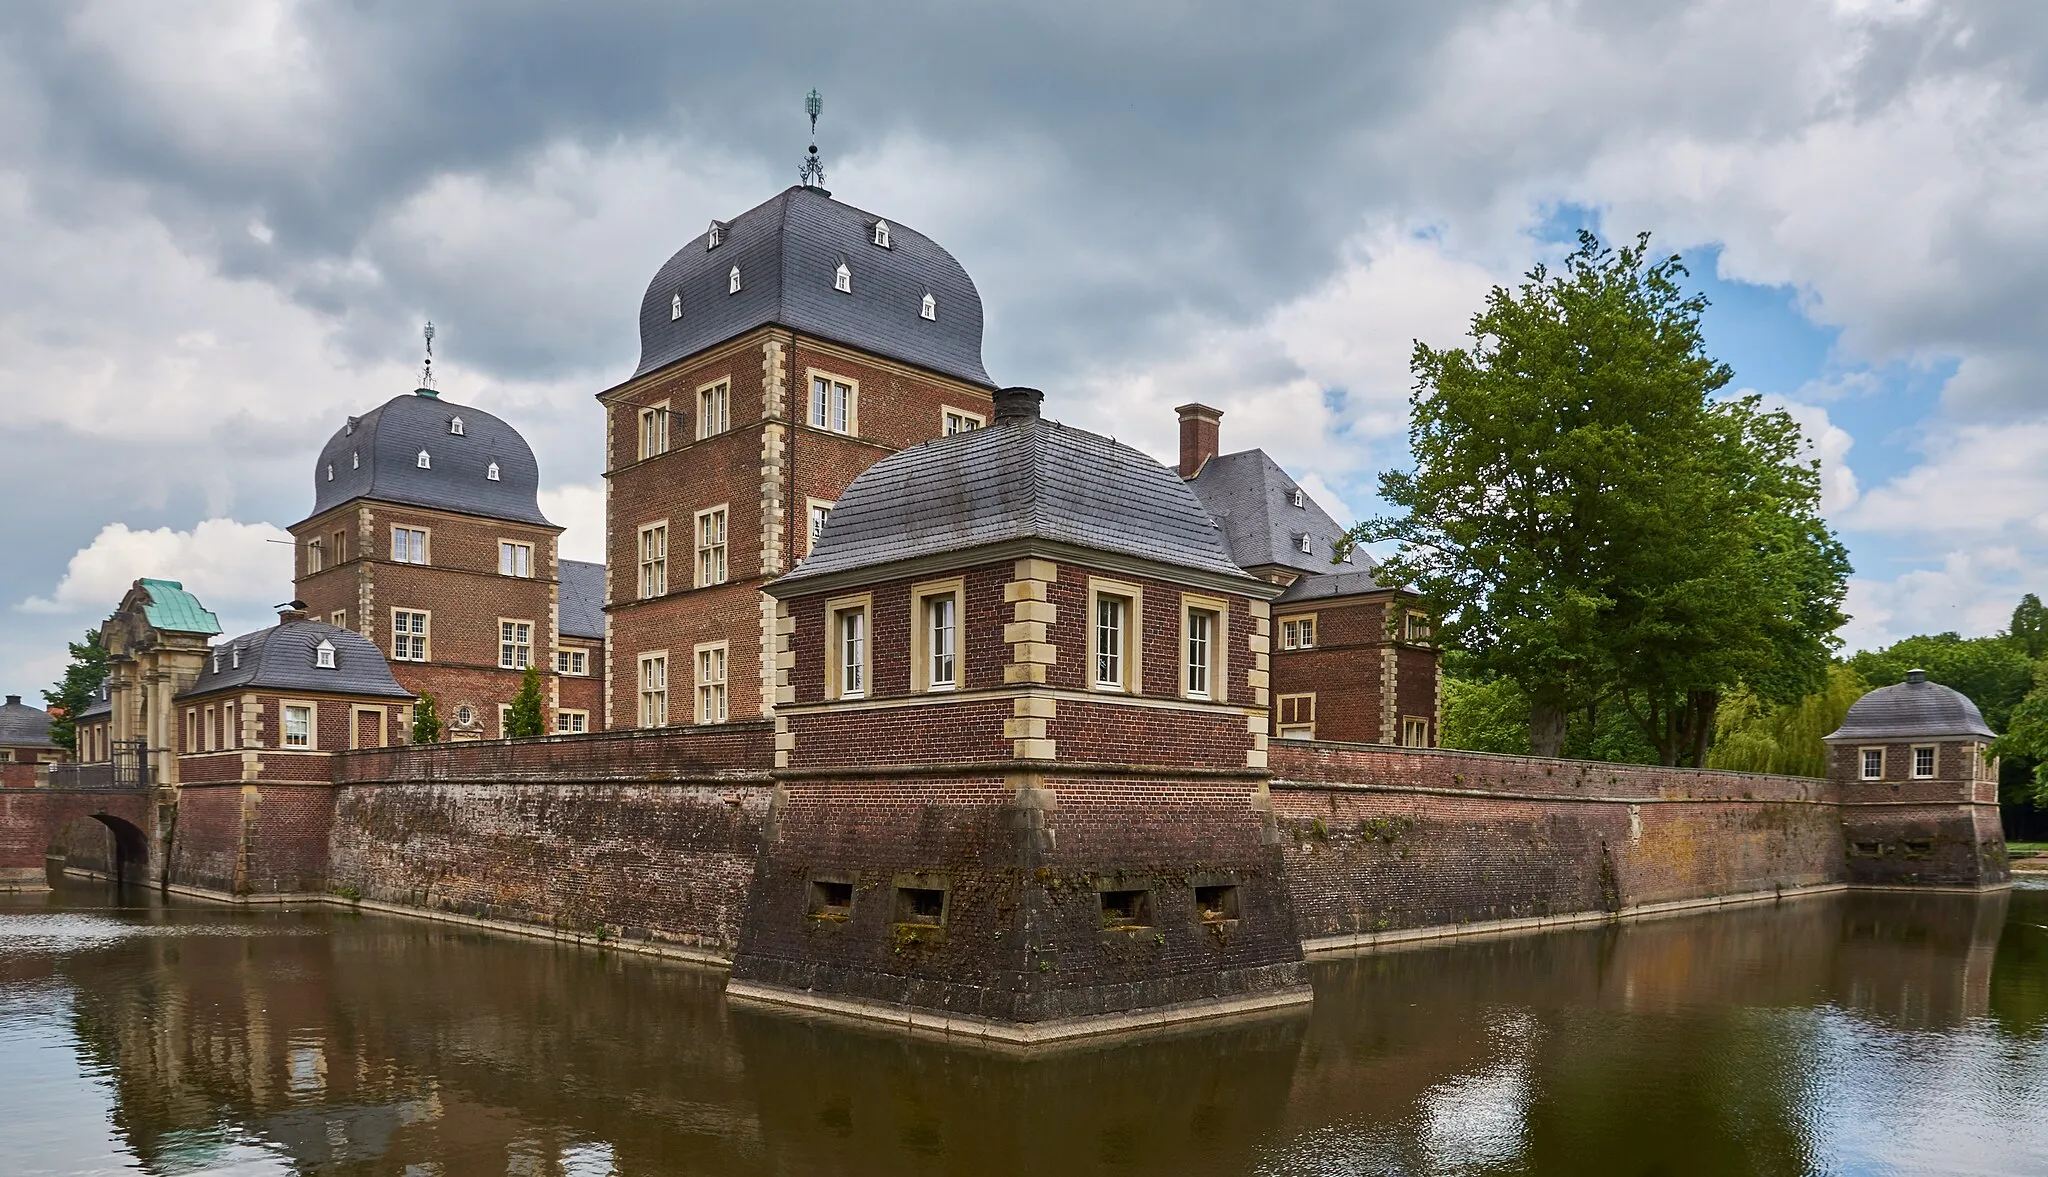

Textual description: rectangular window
[698,381,730,439]
[1277,693,1316,740]
[807,500,834,557]
[203,705,216,753]
[942,407,984,435]
[307,538,325,574]
[1405,611,1432,642]
[1403,716,1431,748]
[499,620,533,670]
[639,653,668,727]
[1088,583,1141,692]
[638,402,669,459]
[1279,616,1316,650]
[1913,745,1937,779]
[223,703,236,750]
[330,609,347,629]
[695,507,728,587]
[638,523,668,598]
[809,374,855,434]
[555,710,589,735]
[928,595,957,689]
[497,703,513,739]
[1185,607,1217,699]
[391,526,428,564]
[499,540,533,578]
[185,709,198,754]
[1860,747,1884,781]
[283,704,312,749]
[391,609,429,662]
[556,649,588,676]
[332,530,347,564]
[827,596,872,700]
[695,643,729,724]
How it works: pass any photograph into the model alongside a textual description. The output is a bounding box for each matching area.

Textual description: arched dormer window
[487,461,501,481]
[325,464,334,482]
[707,220,725,249]
[314,639,337,669]
[449,417,465,436]
[352,451,359,469]
[1297,533,1313,555]
[211,652,220,674]
[834,262,852,293]
[417,449,431,469]
[231,646,241,669]
[920,292,937,321]
[1291,488,1305,508]
[872,220,891,248]
[670,292,682,321]
[728,265,742,294]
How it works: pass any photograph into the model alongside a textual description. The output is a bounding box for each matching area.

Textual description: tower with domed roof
[599,183,995,729]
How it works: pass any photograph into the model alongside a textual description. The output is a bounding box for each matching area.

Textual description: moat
[4,880,2046,1176]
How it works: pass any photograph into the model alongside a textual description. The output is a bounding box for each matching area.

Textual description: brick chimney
[1176,403,1223,479]
[277,606,310,623]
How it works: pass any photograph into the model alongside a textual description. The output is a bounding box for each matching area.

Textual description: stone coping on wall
[1269,739,1836,804]
[333,721,776,784]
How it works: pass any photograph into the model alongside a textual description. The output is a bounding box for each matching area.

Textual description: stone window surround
[1180,593,1229,703]
[695,505,730,588]
[497,617,535,671]
[1086,576,1144,695]
[1912,743,1938,779]
[497,538,534,579]
[637,520,670,599]
[804,368,859,436]
[390,607,431,663]
[805,497,835,558]
[826,592,874,701]
[1276,692,1316,740]
[390,524,431,566]
[556,708,590,734]
[911,577,966,693]
[941,405,985,435]
[1859,745,1885,781]
[350,705,387,750]
[1278,613,1316,650]
[697,378,731,440]
[280,699,318,751]
[694,640,730,725]
[639,651,669,728]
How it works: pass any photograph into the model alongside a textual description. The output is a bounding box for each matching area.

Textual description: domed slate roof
[777,388,1251,588]
[634,186,991,387]
[1825,670,1996,741]
[177,619,413,702]
[0,695,55,748]
[307,391,550,526]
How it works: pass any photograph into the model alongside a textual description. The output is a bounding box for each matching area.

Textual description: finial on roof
[798,89,830,195]
[416,320,438,398]
[1906,668,1928,684]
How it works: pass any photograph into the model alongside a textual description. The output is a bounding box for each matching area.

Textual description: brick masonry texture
[1827,740,2009,888]
[171,783,334,895]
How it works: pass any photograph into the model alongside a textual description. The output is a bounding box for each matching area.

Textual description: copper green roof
[138,578,222,635]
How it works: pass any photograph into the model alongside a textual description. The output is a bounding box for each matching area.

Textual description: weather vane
[419,320,436,392]
[798,88,828,192]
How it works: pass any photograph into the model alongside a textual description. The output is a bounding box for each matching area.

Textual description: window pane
[1096,597,1123,686]
[930,597,956,686]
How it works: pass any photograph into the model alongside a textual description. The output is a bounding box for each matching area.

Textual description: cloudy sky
[3,0,2044,693]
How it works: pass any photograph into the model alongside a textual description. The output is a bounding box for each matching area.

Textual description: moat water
[4,881,2047,1176]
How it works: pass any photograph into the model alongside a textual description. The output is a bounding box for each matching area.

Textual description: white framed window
[391,609,429,662]
[670,292,682,320]
[222,703,236,751]
[639,653,668,727]
[499,620,533,670]
[942,407,984,435]
[1403,716,1432,748]
[1183,601,1224,701]
[913,579,963,692]
[834,262,852,293]
[1277,694,1316,740]
[330,609,347,629]
[1913,745,1937,779]
[499,540,533,578]
[728,265,741,294]
[707,220,724,249]
[827,594,872,701]
[1860,747,1885,781]
[1291,487,1305,508]
[638,522,668,599]
[325,463,334,482]
[695,506,728,587]
[807,372,856,434]
[807,499,834,557]
[391,526,429,565]
[1405,611,1432,641]
[698,381,729,439]
[497,703,513,738]
[695,642,729,724]
[487,461,501,481]
[450,416,465,436]
[314,639,337,669]
[1088,579,1142,693]
[1279,615,1316,650]
[307,538,325,574]
[417,449,432,469]
[556,710,589,735]
[872,219,891,247]
[283,704,314,749]
[203,705,216,753]
[1297,533,1313,555]
[231,646,241,669]
[920,292,937,321]
[556,649,588,676]
[185,709,198,754]
[638,402,670,459]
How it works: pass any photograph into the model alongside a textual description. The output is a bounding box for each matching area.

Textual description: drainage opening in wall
[1194,884,1240,923]
[895,886,946,927]
[807,879,853,920]
[1100,889,1152,929]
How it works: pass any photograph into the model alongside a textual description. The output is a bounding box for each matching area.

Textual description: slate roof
[1825,671,1996,741]
[1274,569,1389,604]
[138,578,222,635]
[1186,450,1374,578]
[559,559,606,640]
[307,392,551,527]
[78,681,111,721]
[0,695,55,748]
[777,395,1250,587]
[177,620,414,702]
[632,186,992,388]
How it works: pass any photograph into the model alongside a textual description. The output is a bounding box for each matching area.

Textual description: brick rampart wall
[167,783,335,896]
[1268,741,1846,943]
[333,722,774,784]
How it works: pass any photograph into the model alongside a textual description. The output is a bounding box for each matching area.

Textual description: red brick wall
[169,783,335,896]
[334,722,774,784]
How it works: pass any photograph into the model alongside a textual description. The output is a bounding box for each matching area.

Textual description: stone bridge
[0,770,155,889]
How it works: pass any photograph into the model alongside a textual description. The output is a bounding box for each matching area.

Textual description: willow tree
[1355,230,1849,762]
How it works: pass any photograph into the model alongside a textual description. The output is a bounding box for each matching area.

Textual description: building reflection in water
[3,882,2043,1176]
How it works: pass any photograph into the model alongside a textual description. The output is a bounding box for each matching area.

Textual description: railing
[47,761,123,790]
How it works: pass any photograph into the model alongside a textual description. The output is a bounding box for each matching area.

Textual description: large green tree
[1354,230,1848,763]
[41,629,107,754]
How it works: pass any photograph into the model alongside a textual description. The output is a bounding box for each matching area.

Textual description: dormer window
[211,652,220,674]
[834,262,852,293]
[314,639,337,669]
[872,220,891,248]
[351,451,359,469]
[325,464,334,482]
[417,449,431,469]
[449,417,464,436]
[487,461,501,481]
[1291,488,1305,508]
[920,292,937,321]
[345,417,357,436]
[728,266,741,294]
[707,220,725,249]
[670,292,682,321]
[231,646,241,669]
[1297,534,1313,555]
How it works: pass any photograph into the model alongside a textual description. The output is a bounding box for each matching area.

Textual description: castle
[12,179,2007,1046]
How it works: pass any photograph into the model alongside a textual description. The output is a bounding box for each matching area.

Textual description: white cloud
[1759,394,1860,515]
[21,518,293,619]
[1839,546,2037,652]
[539,483,605,564]
[1849,422,2048,542]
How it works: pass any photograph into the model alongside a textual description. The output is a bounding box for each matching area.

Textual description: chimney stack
[277,607,310,623]
[994,386,1044,422]
[4,695,19,707]
[1176,403,1223,479]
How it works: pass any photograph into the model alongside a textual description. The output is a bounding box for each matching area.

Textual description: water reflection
[2,883,2045,1176]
